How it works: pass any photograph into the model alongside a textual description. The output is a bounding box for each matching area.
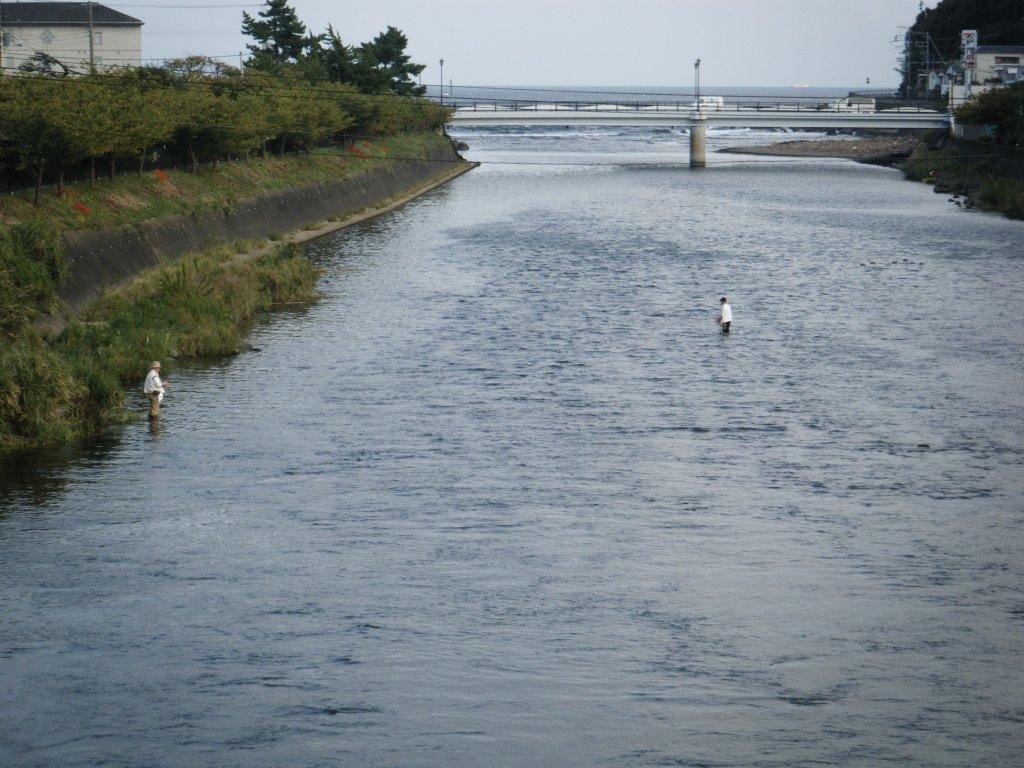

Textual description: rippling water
[2,128,1024,767]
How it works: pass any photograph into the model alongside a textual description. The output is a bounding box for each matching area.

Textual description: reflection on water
[2,128,1024,768]
[0,434,121,514]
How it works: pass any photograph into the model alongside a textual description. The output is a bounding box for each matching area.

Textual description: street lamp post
[690,58,706,168]
[439,58,444,104]
[694,58,701,106]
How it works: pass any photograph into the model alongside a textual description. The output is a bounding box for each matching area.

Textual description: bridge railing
[445,97,948,114]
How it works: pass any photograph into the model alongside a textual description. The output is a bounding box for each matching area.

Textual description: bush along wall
[0,240,320,453]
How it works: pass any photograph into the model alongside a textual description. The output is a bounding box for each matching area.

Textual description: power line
[15,150,1017,173]
[2,32,895,104]
[0,32,441,107]
[428,83,847,97]
[0,64,449,111]
[9,43,872,103]
[0,60,931,115]
[104,2,266,7]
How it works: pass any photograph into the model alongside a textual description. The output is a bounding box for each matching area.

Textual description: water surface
[2,129,1023,767]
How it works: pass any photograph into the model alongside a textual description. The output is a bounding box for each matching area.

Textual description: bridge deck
[448,108,949,130]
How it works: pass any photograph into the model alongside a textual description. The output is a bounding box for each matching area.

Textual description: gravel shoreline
[719,136,920,164]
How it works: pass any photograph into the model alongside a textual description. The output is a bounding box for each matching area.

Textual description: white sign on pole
[962,29,978,92]
[962,29,978,58]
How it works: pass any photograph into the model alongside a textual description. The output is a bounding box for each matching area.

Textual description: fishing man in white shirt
[718,296,732,333]
[143,361,169,419]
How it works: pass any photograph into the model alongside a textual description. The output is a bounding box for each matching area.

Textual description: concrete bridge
[445,99,950,167]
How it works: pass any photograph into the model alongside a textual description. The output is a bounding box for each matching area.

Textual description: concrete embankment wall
[58,141,466,315]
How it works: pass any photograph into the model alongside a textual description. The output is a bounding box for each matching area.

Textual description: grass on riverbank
[0,220,66,334]
[902,144,1024,220]
[0,133,449,231]
[0,242,319,453]
[0,131,456,453]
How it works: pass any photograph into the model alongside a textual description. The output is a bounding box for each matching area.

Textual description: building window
[995,56,1021,64]
[93,31,103,45]
[40,30,55,44]
[0,32,10,47]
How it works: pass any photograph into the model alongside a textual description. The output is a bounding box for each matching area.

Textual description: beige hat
[151,361,161,369]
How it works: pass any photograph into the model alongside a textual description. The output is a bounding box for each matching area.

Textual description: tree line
[0,0,448,203]
[242,0,427,95]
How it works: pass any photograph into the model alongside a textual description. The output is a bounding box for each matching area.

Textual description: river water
[2,127,1024,767]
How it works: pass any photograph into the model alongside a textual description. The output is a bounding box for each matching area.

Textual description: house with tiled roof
[0,2,143,72]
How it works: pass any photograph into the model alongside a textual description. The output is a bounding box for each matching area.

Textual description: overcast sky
[132,0,927,87]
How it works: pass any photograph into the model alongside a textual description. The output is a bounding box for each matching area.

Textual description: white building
[949,44,1024,110]
[0,2,142,73]
[972,45,1024,85]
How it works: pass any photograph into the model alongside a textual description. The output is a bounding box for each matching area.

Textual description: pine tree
[16,52,71,77]
[320,25,359,84]
[241,0,309,65]
[317,26,388,93]
[364,26,426,95]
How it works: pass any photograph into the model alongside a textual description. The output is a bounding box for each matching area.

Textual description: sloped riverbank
[0,134,474,453]
[901,138,1024,220]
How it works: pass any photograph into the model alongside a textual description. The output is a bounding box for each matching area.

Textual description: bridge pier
[689,118,707,168]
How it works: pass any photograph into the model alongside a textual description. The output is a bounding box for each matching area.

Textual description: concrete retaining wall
[58,141,464,314]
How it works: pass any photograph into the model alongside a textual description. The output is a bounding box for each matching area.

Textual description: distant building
[0,2,143,73]
[972,45,1024,85]
[949,42,1024,110]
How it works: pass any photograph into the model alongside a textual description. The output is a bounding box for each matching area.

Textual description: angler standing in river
[718,296,733,333]
[143,361,169,419]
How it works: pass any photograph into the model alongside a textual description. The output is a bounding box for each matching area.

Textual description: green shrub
[0,220,65,333]
[955,82,1024,146]
[0,242,320,452]
[0,335,85,452]
[902,144,1024,221]
[978,177,1024,218]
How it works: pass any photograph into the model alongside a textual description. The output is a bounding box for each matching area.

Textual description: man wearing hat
[143,361,169,418]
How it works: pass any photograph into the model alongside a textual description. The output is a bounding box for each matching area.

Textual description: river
[2,126,1024,767]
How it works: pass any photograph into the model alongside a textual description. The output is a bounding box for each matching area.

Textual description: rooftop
[0,2,143,26]
[976,45,1024,54]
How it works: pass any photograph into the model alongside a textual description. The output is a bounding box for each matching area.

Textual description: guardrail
[444,98,948,114]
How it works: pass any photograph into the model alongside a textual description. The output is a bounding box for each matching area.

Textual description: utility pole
[439,58,444,104]
[921,31,933,95]
[1,3,5,75]
[87,0,95,72]
[897,28,949,98]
